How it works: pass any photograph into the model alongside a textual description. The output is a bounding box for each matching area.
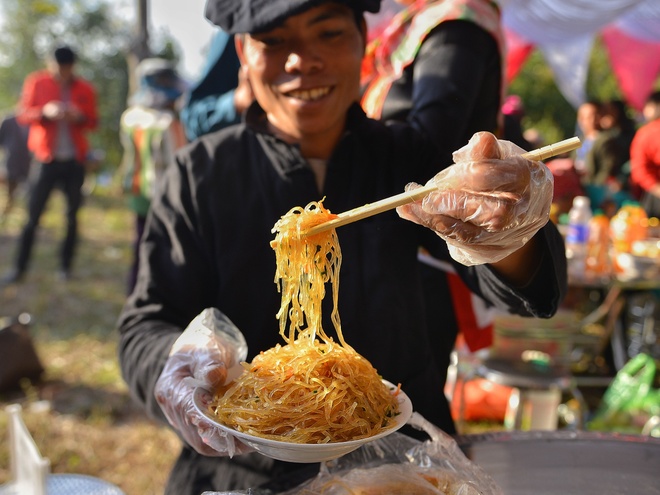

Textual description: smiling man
[117,1,567,493]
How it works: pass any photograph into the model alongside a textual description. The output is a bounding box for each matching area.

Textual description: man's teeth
[288,87,330,101]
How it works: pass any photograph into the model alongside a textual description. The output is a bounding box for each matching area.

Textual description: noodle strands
[210,200,401,444]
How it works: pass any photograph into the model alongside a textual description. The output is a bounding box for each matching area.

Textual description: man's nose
[284,47,323,73]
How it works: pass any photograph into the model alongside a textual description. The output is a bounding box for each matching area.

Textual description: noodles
[209,199,401,444]
[271,200,342,345]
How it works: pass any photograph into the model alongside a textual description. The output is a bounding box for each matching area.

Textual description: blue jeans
[14,159,85,274]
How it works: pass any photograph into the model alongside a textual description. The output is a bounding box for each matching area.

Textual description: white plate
[193,380,413,463]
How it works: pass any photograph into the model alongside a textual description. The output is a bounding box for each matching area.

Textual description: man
[630,91,660,218]
[119,57,188,294]
[0,111,31,221]
[118,1,567,494]
[180,29,254,141]
[3,45,98,284]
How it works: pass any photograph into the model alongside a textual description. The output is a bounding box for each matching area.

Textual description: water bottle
[565,196,592,280]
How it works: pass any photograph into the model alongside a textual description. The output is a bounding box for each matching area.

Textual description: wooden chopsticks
[303,137,581,237]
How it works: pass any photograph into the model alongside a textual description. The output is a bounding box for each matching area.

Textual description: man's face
[643,101,659,122]
[49,61,75,83]
[577,103,599,134]
[237,3,365,148]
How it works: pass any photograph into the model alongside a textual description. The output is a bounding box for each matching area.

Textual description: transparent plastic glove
[397,131,553,265]
[154,308,250,457]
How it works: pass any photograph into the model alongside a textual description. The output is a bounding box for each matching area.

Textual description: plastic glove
[397,131,553,266]
[154,308,250,457]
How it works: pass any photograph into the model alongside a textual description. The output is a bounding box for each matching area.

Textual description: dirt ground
[0,184,180,494]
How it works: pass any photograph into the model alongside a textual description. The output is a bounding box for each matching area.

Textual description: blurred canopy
[1,0,658,165]
[0,0,180,170]
[500,0,660,111]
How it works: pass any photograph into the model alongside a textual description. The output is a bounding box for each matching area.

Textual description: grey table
[458,430,660,495]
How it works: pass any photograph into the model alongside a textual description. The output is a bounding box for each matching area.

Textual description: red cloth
[17,70,98,163]
[545,157,585,202]
[504,28,534,83]
[602,26,660,113]
[446,271,493,352]
[630,118,660,193]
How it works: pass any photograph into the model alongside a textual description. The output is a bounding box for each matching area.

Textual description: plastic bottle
[610,201,648,274]
[610,202,648,253]
[610,202,631,257]
[565,196,592,280]
[585,209,611,279]
[627,201,649,250]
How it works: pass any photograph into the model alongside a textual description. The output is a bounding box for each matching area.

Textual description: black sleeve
[421,219,568,319]
[473,221,568,318]
[407,20,500,154]
[117,144,221,422]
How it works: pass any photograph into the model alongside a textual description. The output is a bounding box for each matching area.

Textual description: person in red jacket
[2,45,98,284]
[630,91,660,219]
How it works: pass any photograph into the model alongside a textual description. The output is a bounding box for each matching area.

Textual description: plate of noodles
[193,380,413,463]
[191,199,412,463]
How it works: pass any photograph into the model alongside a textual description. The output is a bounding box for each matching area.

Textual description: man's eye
[320,29,343,40]
[256,36,284,48]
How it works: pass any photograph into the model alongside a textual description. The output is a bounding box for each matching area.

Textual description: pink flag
[602,25,660,112]
[505,28,535,84]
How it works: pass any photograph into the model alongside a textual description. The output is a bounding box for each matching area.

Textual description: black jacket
[118,103,566,494]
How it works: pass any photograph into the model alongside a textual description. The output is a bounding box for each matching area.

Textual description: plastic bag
[397,133,553,266]
[283,413,502,495]
[204,414,503,495]
[588,353,660,433]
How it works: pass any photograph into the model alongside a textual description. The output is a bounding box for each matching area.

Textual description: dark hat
[53,45,76,65]
[205,0,381,34]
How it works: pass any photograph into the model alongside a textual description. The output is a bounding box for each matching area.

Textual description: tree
[0,0,133,169]
[0,0,185,170]
[508,36,641,144]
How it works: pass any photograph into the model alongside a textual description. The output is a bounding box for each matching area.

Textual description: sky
[149,0,216,80]
[1,0,397,81]
[147,0,402,81]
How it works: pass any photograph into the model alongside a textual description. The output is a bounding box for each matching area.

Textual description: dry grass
[0,182,180,494]
[0,178,623,494]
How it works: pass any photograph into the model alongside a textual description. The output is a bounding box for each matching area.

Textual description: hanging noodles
[209,199,401,444]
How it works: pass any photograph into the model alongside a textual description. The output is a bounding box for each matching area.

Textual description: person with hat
[119,58,188,294]
[117,1,567,494]
[2,45,97,284]
[179,29,255,141]
[360,0,511,398]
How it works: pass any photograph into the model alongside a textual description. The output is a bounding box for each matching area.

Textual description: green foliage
[508,36,660,143]
[0,0,187,170]
[509,50,576,144]
[0,0,135,170]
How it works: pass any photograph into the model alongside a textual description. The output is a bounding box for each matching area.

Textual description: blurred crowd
[542,93,660,223]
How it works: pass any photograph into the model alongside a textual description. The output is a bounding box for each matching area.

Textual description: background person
[501,94,533,151]
[119,57,188,294]
[573,99,601,178]
[180,30,254,141]
[361,0,505,166]
[118,1,567,494]
[583,99,636,213]
[359,0,508,413]
[0,111,32,222]
[630,91,660,219]
[2,45,97,284]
